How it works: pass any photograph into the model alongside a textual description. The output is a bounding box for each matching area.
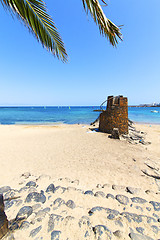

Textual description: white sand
[0,123,160,239]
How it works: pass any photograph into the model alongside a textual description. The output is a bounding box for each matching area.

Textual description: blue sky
[0,0,160,106]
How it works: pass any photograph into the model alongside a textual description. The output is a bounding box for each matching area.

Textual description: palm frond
[82,0,122,46]
[0,0,68,62]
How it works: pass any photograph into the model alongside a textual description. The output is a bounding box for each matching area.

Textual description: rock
[93,225,112,240]
[135,206,143,212]
[151,225,159,234]
[107,214,115,220]
[106,208,119,216]
[48,214,63,232]
[18,186,28,193]
[129,232,154,240]
[46,184,56,193]
[16,206,33,220]
[55,186,66,193]
[116,195,129,205]
[32,204,42,212]
[146,216,157,224]
[66,200,76,209]
[146,207,151,211]
[64,216,75,225]
[0,186,11,194]
[112,185,126,191]
[51,230,61,240]
[26,181,36,188]
[36,209,47,222]
[84,190,94,196]
[25,192,46,204]
[53,198,65,209]
[4,190,17,200]
[71,179,79,185]
[88,206,105,216]
[20,221,30,230]
[149,201,160,211]
[94,191,105,198]
[131,197,147,204]
[102,183,111,189]
[9,222,19,231]
[136,227,144,234]
[120,212,142,223]
[21,172,31,179]
[114,220,123,228]
[30,225,42,238]
[113,230,123,238]
[78,216,91,228]
[126,187,141,195]
[106,194,114,199]
[111,128,120,139]
[28,187,38,194]
[4,200,15,210]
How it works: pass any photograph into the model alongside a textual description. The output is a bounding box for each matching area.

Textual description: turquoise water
[0,106,160,125]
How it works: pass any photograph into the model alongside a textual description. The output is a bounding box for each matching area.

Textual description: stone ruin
[99,95,128,135]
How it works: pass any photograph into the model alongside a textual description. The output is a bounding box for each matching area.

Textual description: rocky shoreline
[1,171,160,240]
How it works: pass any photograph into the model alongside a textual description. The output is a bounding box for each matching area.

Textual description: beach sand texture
[0,123,160,239]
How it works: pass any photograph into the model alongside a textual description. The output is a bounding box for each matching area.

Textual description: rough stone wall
[99,96,128,134]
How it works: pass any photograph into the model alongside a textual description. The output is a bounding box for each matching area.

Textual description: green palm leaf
[0,0,68,62]
[82,0,122,46]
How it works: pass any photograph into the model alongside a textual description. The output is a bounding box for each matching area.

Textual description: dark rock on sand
[53,198,65,209]
[88,206,105,216]
[93,225,112,240]
[26,181,36,188]
[9,222,19,231]
[149,201,160,211]
[112,185,126,191]
[146,216,157,224]
[106,208,119,216]
[151,225,159,234]
[48,214,63,232]
[136,227,144,234]
[32,203,42,212]
[25,191,46,204]
[30,225,42,238]
[94,191,105,198]
[114,220,123,228]
[0,186,11,194]
[51,230,61,240]
[121,212,142,223]
[78,216,91,228]
[84,190,94,196]
[126,187,141,195]
[106,194,114,199]
[4,200,15,210]
[107,214,115,220]
[20,221,30,230]
[116,195,129,205]
[66,200,76,209]
[16,206,33,220]
[46,184,56,193]
[113,230,123,238]
[129,232,154,240]
[131,197,147,204]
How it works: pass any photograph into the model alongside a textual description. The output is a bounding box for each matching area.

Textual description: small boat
[151,110,159,113]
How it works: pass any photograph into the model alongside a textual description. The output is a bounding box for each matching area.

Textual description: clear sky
[0,0,160,106]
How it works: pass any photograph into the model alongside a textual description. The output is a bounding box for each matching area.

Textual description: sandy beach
[0,123,160,239]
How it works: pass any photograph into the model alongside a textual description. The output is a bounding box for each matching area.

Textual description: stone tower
[99,95,128,134]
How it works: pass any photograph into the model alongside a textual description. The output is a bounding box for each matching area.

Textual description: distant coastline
[129,104,160,108]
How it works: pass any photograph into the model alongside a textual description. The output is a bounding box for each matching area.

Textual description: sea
[0,106,160,125]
